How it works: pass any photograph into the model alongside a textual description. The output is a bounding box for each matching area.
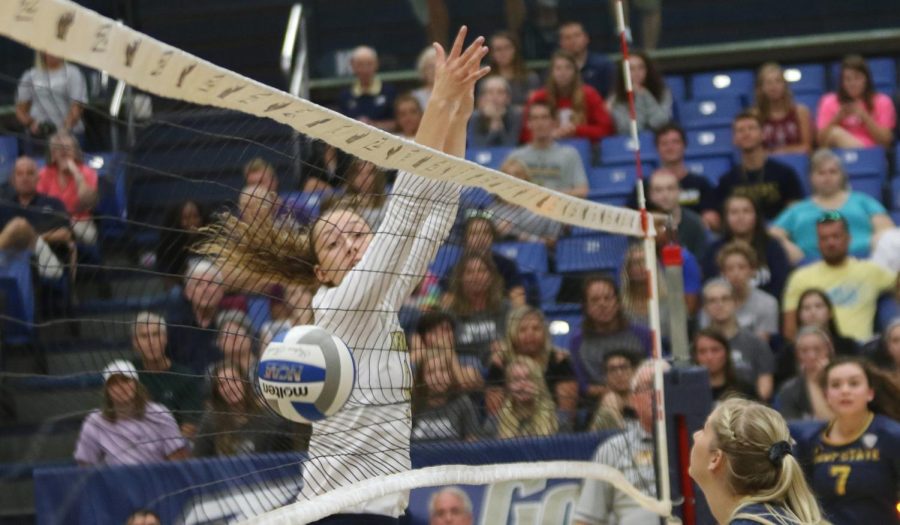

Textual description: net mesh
[0,2,672,524]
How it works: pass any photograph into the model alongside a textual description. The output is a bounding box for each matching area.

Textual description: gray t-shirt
[507,143,588,193]
[17,63,87,134]
[738,289,779,337]
[411,395,482,442]
[728,329,774,385]
[609,89,673,135]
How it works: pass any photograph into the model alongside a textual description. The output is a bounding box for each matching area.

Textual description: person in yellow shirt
[783,211,898,342]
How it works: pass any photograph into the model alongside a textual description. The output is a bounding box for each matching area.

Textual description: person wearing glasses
[782,211,899,342]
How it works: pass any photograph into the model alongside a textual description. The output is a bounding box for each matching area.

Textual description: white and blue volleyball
[257,325,355,424]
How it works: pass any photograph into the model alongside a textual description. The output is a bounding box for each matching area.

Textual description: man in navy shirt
[164,259,225,375]
[337,46,397,131]
[558,21,613,98]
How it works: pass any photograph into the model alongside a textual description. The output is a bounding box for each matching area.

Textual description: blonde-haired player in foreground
[689,398,826,524]
[199,27,490,524]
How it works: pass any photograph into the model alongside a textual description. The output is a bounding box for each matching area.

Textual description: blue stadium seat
[429,244,462,278]
[85,152,125,179]
[587,192,629,207]
[537,273,562,305]
[0,136,18,185]
[465,146,514,170]
[588,165,648,198]
[599,131,657,166]
[831,57,897,93]
[793,92,822,123]
[559,138,593,168]
[677,96,743,130]
[892,210,900,224]
[891,178,900,210]
[685,128,733,158]
[770,153,811,196]
[556,234,629,274]
[546,312,582,350]
[848,177,883,202]
[0,250,35,345]
[281,191,330,224]
[877,294,899,333]
[493,241,549,275]
[834,147,887,179]
[684,156,732,185]
[690,70,755,102]
[246,296,271,335]
[459,187,494,209]
[664,74,687,102]
[782,64,826,95]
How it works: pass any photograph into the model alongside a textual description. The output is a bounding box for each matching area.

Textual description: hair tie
[768,440,792,467]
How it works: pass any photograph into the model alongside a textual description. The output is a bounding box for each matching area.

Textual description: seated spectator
[607,51,672,135]
[238,183,289,228]
[715,241,780,341]
[709,111,804,227]
[410,310,483,392]
[131,312,201,438]
[782,211,899,342]
[692,328,757,404]
[454,212,526,307]
[38,131,99,245]
[488,158,564,247]
[443,253,510,368]
[412,46,436,110]
[486,31,541,107]
[492,356,559,439]
[701,194,790,299]
[774,327,833,421]
[558,21,613,98]
[394,93,423,140]
[817,55,896,148]
[74,360,189,465]
[620,243,671,337]
[870,319,900,381]
[587,349,641,431]
[771,149,893,264]
[753,62,813,154]
[699,281,774,401]
[215,309,257,376]
[243,157,278,193]
[411,352,482,443]
[507,101,589,198]
[125,509,161,525]
[338,46,396,131]
[467,76,523,147]
[630,124,715,218]
[647,169,708,258]
[155,199,207,288]
[165,260,226,374]
[0,156,69,280]
[195,363,304,457]
[569,275,652,400]
[15,51,87,152]
[485,306,578,426]
[428,487,474,525]
[522,52,614,144]
[573,360,669,525]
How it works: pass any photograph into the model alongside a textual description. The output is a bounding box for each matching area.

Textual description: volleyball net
[0,1,679,523]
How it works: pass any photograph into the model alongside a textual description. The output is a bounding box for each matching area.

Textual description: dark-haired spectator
[771,149,893,264]
[522,52,614,144]
[15,51,87,152]
[0,156,69,280]
[155,199,206,289]
[165,260,225,375]
[587,349,641,431]
[395,93,423,140]
[486,31,541,107]
[782,212,899,342]
[569,275,652,400]
[338,46,396,131]
[715,241,779,341]
[709,111,804,227]
[484,306,578,426]
[508,101,589,198]
[38,131,98,245]
[131,312,202,438]
[701,194,790,299]
[467,76,523,147]
[243,157,278,193]
[443,253,510,368]
[125,509,161,525]
[817,54,896,148]
[456,212,526,307]
[691,329,757,404]
[753,62,813,154]
[411,352,482,443]
[607,51,672,135]
[699,280,774,401]
[74,360,189,465]
[775,288,859,385]
[620,243,669,335]
[195,363,304,457]
[774,327,833,421]
[491,356,559,439]
[488,158,564,247]
[411,310,483,392]
[412,46,436,110]
[558,21,613,98]
[647,169,708,258]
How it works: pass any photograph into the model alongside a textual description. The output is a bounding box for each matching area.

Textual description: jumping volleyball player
[199,27,490,524]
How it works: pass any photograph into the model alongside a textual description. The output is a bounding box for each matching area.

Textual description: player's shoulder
[870,414,900,442]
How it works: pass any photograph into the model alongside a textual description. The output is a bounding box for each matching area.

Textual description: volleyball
[257,325,356,424]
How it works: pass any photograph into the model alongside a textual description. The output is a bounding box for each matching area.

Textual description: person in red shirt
[37,131,98,244]
[521,51,614,144]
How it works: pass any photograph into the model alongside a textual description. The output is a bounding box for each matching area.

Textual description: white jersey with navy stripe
[299,170,460,517]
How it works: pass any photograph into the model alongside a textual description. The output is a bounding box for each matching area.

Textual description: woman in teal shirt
[770,148,893,264]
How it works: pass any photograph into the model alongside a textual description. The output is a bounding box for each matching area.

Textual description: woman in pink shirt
[817,55,896,148]
[37,131,99,244]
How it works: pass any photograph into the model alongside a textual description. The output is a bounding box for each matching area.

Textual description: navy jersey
[802,414,900,525]
[730,502,801,524]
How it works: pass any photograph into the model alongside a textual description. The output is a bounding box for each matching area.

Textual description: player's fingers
[461,43,489,74]
[463,65,492,85]
[448,26,467,61]
[433,42,447,67]
[458,35,486,66]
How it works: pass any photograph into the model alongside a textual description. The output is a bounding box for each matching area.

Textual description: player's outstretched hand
[431,26,490,116]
